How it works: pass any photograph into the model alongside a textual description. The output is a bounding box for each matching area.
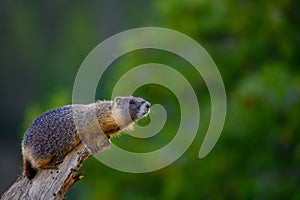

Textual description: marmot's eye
[129,100,135,105]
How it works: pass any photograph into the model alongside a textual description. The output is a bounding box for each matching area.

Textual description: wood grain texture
[1,140,110,200]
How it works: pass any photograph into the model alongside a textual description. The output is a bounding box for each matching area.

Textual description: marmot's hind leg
[38,155,65,170]
[23,155,65,180]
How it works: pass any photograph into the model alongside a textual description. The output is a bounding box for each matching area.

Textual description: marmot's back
[23,105,79,159]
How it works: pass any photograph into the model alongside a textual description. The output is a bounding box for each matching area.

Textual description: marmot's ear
[115,97,123,107]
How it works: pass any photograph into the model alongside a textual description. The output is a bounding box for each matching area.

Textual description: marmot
[22,96,150,180]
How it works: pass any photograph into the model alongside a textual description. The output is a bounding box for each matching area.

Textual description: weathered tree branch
[1,141,110,200]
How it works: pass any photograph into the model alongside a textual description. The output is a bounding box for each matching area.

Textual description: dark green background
[1,0,299,199]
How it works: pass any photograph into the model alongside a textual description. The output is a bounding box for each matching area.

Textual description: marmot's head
[112,96,150,123]
[94,96,150,137]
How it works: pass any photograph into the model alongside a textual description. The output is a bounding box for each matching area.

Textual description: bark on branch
[1,141,110,200]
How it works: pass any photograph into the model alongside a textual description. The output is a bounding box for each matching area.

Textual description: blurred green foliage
[2,0,299,199]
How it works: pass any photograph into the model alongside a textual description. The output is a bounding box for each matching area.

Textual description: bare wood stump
[1,141,110,200]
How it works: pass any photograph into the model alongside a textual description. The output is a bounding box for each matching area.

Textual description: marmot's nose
[145,102,151,109]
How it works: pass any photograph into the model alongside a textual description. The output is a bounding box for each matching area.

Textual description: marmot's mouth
[137,101,151,118]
